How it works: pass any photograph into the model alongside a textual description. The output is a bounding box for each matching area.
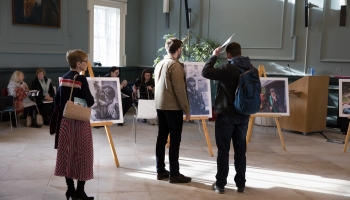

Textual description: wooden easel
[82,62,120,167]
[246,65,287,151]
[165,116,214,157]
[343,116,350,153]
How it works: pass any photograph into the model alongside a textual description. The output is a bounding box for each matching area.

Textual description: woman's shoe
[72,191,94,200]
[73,180,94,200]
[65,177,75,200]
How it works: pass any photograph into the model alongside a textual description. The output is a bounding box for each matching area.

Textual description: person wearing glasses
[52,49,95,200]
[105,66,133,125]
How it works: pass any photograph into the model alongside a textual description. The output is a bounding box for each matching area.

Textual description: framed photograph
[258,77,290,116]
[12,0,61,28]
[87,77,124,124]
[339,79,350,117]
[183,62,212,118]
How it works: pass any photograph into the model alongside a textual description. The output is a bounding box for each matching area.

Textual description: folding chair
[132,99,157,142]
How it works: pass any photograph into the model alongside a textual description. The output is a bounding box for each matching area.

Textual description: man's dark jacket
[202,55,258,118]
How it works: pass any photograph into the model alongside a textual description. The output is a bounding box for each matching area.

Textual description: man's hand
[212,47,221,57]
[185,112,191,122]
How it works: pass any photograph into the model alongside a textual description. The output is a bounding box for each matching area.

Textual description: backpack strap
[237,65,254,74]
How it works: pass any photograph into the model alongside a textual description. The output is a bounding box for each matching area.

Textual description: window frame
[87,0,127,66]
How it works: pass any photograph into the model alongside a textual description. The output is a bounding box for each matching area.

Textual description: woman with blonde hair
[7,70,42,128]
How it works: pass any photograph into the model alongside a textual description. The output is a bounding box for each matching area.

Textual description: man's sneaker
[169,174,191,183]
[237,187,245,193]
[212,183,225,194]
[157,170,169,180]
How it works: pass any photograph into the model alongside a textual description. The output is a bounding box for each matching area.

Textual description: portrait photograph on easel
[87,77,124,123]
[258,77,290,116]
[183,62,212,118]
[339,79,350,117]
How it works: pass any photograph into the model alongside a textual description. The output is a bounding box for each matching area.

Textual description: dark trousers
[121,85,133,116]
[215,113,249,188]
[155,109,183,176]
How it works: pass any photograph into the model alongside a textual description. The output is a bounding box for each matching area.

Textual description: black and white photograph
[87,77,124,123]
[184,62,212,118]
[339,79,350,117]
[258,77,290,116]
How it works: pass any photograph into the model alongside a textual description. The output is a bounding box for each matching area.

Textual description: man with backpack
[202,42,259,194]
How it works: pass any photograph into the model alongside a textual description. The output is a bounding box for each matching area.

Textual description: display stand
[246,65,287,151]
[165,116,214,157]
[82,62,120,167]
[343,116,350,153]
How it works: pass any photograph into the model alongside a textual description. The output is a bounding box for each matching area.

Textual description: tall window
[94,6,120,66]
[88,0,126,66]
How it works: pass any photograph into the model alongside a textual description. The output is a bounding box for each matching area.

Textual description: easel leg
[343,123,350,153]
[166,134,170,148]
[274,117,286,151]
[104,125,120,167]
[201,119,214,157]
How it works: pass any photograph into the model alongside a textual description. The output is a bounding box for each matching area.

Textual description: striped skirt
[54,118,94,181]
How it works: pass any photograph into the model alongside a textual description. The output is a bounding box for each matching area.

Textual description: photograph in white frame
[339,79,350,117]
[183,62,212,118]
[86,77,124,123]
[258,77,290,116]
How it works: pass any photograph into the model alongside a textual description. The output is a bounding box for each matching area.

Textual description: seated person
[7,70,41,128]
[31,68,55,125]
[105,66,133,125]
[133,68,155,123]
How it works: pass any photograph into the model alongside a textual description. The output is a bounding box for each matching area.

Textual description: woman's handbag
[63,75,91,121]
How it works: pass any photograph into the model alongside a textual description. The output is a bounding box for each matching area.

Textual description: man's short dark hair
[165,38,183,54]
[226,42,241,57]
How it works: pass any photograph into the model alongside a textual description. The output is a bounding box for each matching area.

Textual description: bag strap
[69,74,78,101]
[34,104,41,115]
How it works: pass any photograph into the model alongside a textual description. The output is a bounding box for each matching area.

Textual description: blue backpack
[233,67,261,115]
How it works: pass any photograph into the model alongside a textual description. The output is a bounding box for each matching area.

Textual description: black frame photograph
[12,0,61,28]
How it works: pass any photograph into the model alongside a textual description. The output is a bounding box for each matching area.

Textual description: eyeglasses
[81,60,88,63]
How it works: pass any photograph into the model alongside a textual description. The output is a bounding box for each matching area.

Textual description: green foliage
[153,32,220,66]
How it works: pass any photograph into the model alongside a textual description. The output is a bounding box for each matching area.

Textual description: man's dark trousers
[156,110,183,176]
[215,113,249,188]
